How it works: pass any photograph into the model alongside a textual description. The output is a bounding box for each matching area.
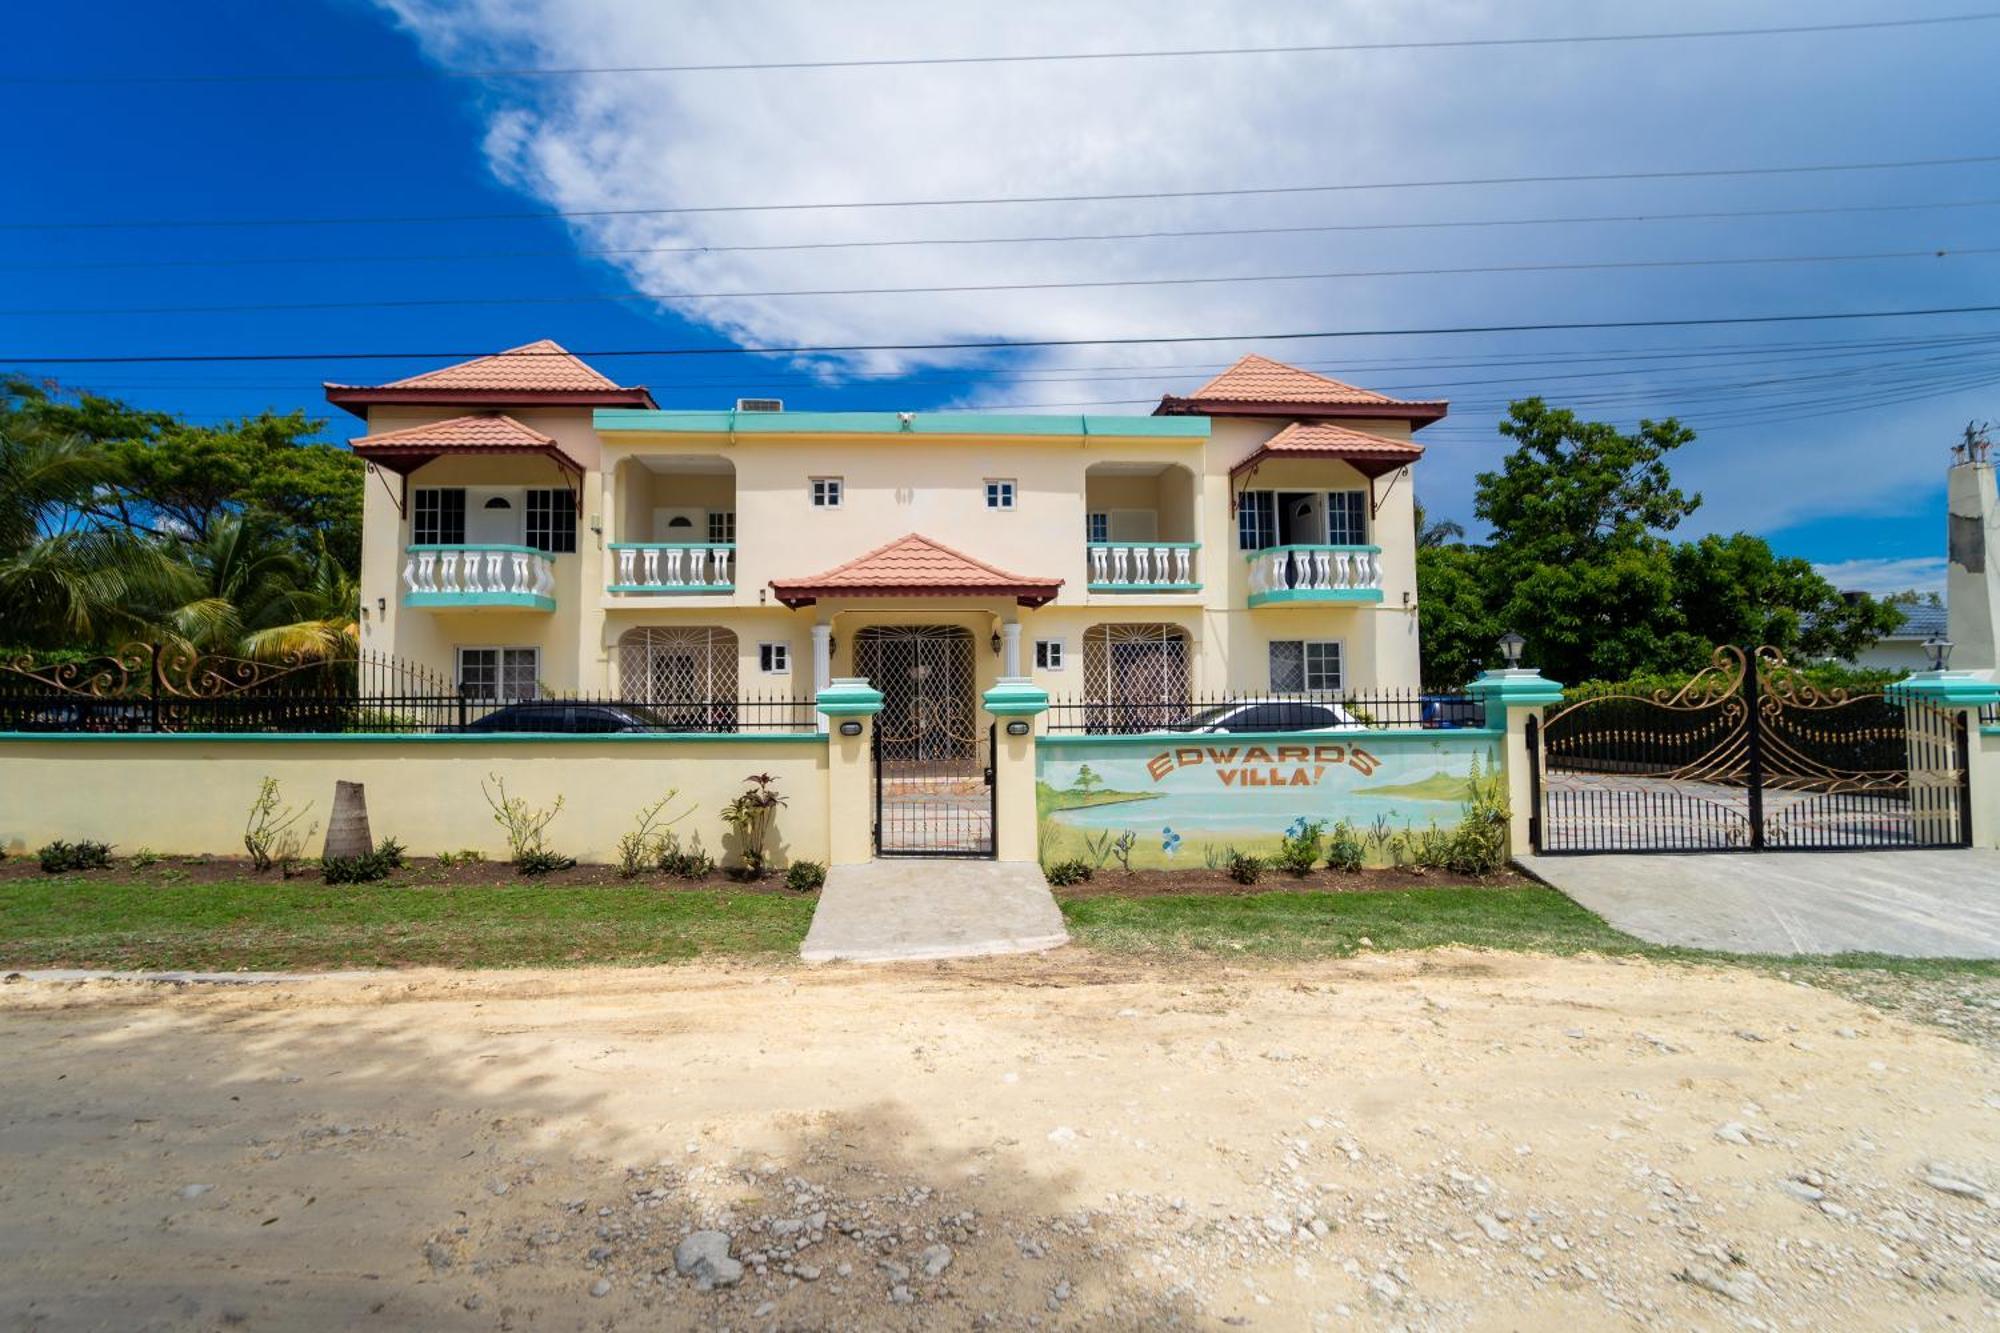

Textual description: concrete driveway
[1517,849,2000,959]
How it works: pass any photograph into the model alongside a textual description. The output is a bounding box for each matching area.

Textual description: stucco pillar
[1947,460,2000,672]
[810,622,833,732]
[817,678,883,865]
[983,677,1050,863]
[1467,668,1565,857]
[1889,671,2000,848]
[1001,620,1022,679]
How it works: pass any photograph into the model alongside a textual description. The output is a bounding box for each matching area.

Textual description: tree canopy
[1417,398,1902,688]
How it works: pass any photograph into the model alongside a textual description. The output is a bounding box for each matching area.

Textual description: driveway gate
[856,626,995,858]
[1530,645,1971,853]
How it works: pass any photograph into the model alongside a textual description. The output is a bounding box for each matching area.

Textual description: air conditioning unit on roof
[735,398,783,412]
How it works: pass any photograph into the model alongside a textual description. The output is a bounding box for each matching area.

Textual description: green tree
[1414,544,1501,690]
[1071,764,1102,795]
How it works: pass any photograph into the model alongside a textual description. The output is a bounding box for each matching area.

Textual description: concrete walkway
[800,860,1069,963]
[1518,849,2000,959]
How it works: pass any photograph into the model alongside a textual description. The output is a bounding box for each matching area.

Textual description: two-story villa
[336,343,1444,737]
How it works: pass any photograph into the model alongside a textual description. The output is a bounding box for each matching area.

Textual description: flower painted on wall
[1161,826,1182,858]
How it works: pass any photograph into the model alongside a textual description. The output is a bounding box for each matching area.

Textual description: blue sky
[7,0,2000,596]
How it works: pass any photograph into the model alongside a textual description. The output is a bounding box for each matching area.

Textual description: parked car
[1163,698,1366,734]
[1421,695,1484,729]
[457,701,663,734]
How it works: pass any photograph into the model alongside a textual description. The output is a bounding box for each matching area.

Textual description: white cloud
[1812,556,1948,597]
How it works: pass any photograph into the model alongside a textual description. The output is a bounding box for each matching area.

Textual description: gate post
[817,677,884,865]
[1888,670,2000,848]
[983,677,1050,863]
[1467,667,1565,856]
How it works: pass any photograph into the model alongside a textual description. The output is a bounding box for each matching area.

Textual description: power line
[11,154,1999,232]
[12,12,1996,85]
[14,198,2000,274]
[12,245,1994,318]
[11,302,2000,366]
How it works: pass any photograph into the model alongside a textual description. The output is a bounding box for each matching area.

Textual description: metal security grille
[856,626,993,857]
[1533,645,1971,853]
[617,626,739,731]
[1080,623,1190,733]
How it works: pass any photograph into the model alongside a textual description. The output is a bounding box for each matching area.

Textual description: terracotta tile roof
[347,412,584,479]
[770,533,1062,607]
[324,339,655,413]
[1230,420,1425,482]
[1157,354,1447,425]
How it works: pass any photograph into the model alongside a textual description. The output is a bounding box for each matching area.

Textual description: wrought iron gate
[1532,645,1971,854]
[856,626,995,857]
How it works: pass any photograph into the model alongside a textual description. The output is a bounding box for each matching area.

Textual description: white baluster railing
[402,545,557,605]
[607,543,736,594]
[1085,541,1200,591]
[1245,545,1383,600]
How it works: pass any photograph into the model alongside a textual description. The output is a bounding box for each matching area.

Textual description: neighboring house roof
[1883,601,1949,640]
[347,412,585,482]
[1155,354,1448,427]
[1229,420,1425,482]
[325,339,656,415]
[770,533,1062,608]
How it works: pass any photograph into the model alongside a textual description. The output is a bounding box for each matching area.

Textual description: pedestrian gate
[855,626,996,858]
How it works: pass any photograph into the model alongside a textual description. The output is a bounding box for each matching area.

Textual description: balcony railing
[403,544,556,610]
[608,542,735,594]
[1087,541,1200,592]
[1245,544,1383,607]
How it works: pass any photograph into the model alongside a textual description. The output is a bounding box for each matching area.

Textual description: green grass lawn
[0,878,816,971]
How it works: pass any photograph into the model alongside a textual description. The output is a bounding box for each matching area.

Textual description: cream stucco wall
[0,738,829,865]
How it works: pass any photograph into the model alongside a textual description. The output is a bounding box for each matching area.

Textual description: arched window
[617,627,739,728]
[1082,623,1191,731]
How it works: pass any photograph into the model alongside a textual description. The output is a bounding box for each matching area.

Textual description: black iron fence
[1044,688,1482,735]
[0,645,818,736]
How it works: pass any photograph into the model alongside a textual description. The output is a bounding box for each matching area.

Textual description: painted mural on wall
[1036,730,1502,868]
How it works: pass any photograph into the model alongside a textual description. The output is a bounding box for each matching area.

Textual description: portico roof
[347,412,586,480]
[770,533,1062,608]
[325,339,656,415]
[1229,420,1425,482]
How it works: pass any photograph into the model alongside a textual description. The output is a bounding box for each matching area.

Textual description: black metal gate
[857,626,995,858]
[1532,645,1971,854]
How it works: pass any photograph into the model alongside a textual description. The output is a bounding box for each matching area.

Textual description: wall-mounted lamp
[1925,636,1955,672]
[376,597,387,615]
[838,720,864,737]
[1006,719,1031,736]
[990,632,1003,656]
[1498,631,1525,668]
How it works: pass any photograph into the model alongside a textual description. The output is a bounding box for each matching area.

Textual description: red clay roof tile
[1230,420,1424,482]
[770,533,1061,606]
[1158,354,1447,425]
[349,412,556,452]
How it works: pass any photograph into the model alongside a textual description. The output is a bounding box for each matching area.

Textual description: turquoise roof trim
[595,409,1209,440]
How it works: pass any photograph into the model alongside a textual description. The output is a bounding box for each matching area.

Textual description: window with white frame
[524,489,576,553]
[1236,491,1276,551]
[1269,639,1343,692]
[758,642,790,674]
[1035,638,1065,671]
[413,487,467,545]
[1085,512,1109,543]
[810,477,842,508]
[985,479,1016,510]
[708,510,736,544]
[1327,490,1368,545]
[457,646,539,700]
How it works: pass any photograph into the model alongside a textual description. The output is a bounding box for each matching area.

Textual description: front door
[856,625,994,857]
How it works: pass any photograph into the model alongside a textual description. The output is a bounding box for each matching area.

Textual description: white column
[811,622,833,732]
[1002,620,1022,677]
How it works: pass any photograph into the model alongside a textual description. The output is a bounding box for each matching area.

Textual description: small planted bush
[1227,851,1264,886]
[1324,820,1366,873]
[243,776,317,874]
[616,790,690,879]
[321,838,407,885]
[657,831,716,880]
[1273,819,1325,877]
[39,840,113,873]
[785,859,827,892]
[482,773,573,876]
[512,848,576,878]
[1043,857,1094,888]
[721,773,787,880]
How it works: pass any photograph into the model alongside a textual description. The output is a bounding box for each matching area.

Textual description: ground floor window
[758,641,790,674]
[617,626,739,703]
[457,646,539,700]
[1269,639,1343,692]
[1035,638,1065,671]
[1082,623,1190,714]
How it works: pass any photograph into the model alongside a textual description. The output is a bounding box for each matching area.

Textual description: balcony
[403,544,556,610]
[1245,545,1383,607]
[608,542,736,595]
[1086,541,1200,592]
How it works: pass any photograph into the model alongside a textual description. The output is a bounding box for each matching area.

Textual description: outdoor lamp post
[1924,636,1954,672]
[1498,631,1526,669]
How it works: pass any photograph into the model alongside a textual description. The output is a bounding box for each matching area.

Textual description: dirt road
[1,952,1994,1330]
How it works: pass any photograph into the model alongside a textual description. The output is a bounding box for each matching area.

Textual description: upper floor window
[1086,512,1109,543]
[811,477,843,508]
[1327,491,1368,546]
[1237,492,1276,551]
[708,511,736,544]
[1236,490,1369,550]
[413,487,467,545]
[985,479,1016,510]
[524,489,576,554]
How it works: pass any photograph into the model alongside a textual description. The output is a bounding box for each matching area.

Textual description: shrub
[785,860,827,892]
[243,777,317,873]
[1106,830,1137,874]
[616,791,690,879]
[129,847,161,869]
[1043,858,1094,887]
[1274,819,1325,877]
[435,848,485,867]
[39,840,113,873]
[1324,820,1366,873]
[657,831,716,879]
[321,837,408,885]
[721,773,787,880]
[1444,761,1510,876]
[375,837,406,870]
[1227,852,1263,886]
[482,773,569,873]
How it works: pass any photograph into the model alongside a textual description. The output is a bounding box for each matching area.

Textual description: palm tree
[140,516,358,661]
[1413,496,1467,549]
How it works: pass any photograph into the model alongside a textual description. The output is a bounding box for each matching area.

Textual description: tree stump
[323,781,372,859]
